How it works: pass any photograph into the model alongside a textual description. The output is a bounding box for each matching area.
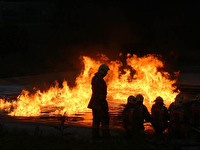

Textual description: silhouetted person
[122,95,141,137]
[135,94,151,132]
[168,93,188,138]
[151,96,168,135]
[88,64,110,139]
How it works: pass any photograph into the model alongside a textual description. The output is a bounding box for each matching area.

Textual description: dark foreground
[0,121,199,150]
[0,72,200,150]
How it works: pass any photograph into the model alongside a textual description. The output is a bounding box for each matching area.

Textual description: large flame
[0,54,179,117]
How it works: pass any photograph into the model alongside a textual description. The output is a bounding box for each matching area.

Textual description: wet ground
[0,72,200,149]
[0,116,199,150]
[0,72,200,129]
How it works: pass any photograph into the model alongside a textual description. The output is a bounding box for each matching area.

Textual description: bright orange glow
[0,54,179,117]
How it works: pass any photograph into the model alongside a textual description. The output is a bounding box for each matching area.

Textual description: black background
[0,1,200,78]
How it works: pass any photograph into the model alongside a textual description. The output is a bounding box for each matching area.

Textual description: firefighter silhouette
[168,93,188,138]
[122,95,142,137]
[88,64,110,139]
[135,94,151,132]
[151,96,168,135]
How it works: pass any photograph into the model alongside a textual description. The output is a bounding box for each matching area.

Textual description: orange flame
[0,54,179,116]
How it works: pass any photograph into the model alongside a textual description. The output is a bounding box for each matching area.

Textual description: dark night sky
[0,1,200,77]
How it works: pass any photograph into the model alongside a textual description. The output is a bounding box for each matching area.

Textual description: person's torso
[91,73,107,98]
[123,104,141,123]
[170,106,184,123]
[151,104,167,121]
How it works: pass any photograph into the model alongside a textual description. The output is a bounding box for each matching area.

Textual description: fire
[0,54,179,117]
[107,54,179,108]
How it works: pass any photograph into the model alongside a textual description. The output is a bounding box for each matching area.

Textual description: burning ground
[0,53,179,118]
[0,53,199,150]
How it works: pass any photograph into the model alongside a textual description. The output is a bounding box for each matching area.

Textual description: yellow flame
[0,54,179,116]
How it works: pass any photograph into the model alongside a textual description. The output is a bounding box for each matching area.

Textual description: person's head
[175,93,184,107]
[196,93,200,101]
[98,64,110,77]
[127,95,136,104]
[136,94,144,105]
[154,96,164,106]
